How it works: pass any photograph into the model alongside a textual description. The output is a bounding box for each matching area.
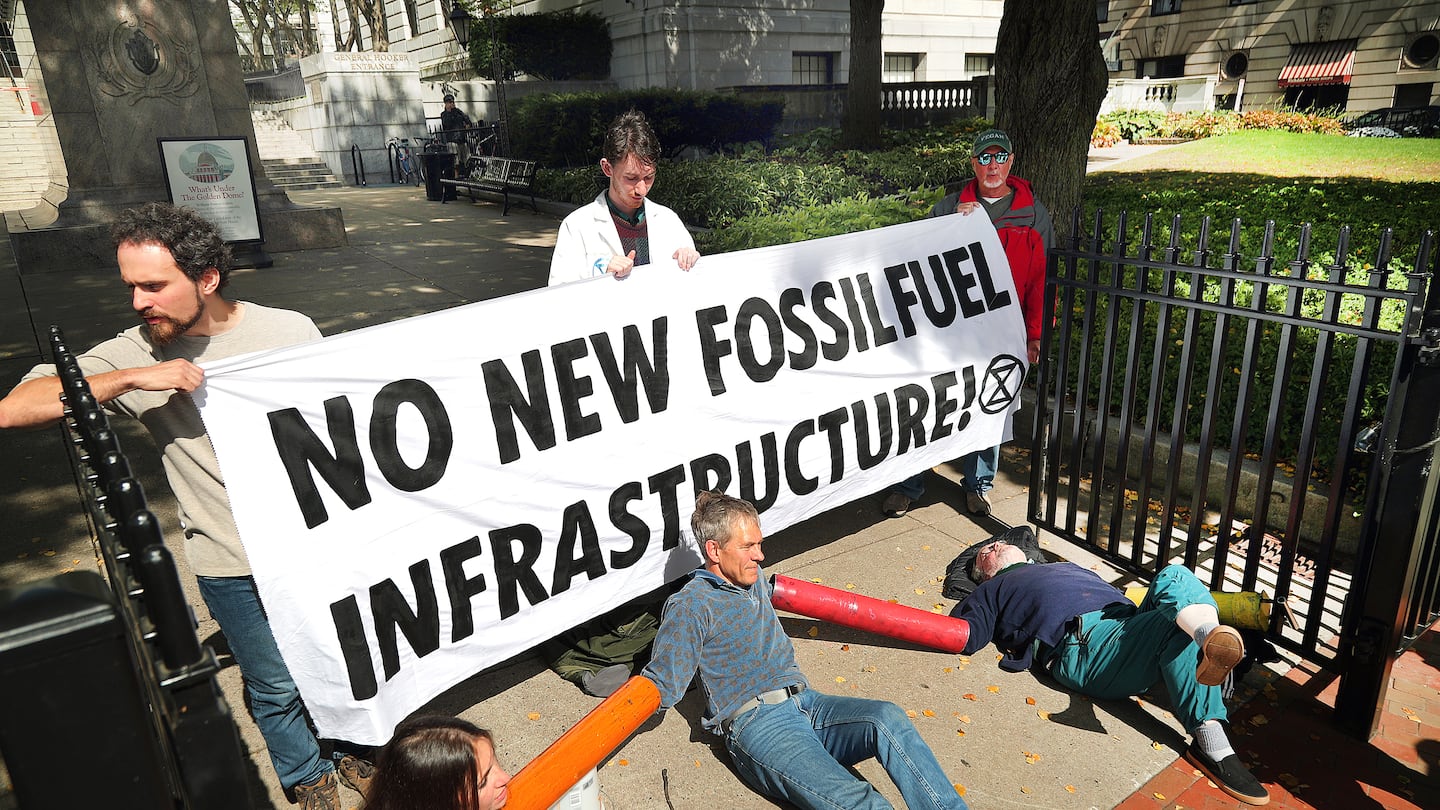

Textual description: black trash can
[421,150,457,202]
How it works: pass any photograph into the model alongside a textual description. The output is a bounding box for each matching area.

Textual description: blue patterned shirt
[641,566,808,735]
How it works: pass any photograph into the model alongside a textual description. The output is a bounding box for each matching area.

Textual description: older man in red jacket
[882,128,1053,520]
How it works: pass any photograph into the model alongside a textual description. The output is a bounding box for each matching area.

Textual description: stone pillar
[6,0,345,273]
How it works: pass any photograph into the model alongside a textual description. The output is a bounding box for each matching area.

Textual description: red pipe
[770,574,970,653]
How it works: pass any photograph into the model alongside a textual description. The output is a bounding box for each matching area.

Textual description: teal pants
[1048,565,1227,731]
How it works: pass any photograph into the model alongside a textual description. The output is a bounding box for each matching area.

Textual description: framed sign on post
[157,136,271,267]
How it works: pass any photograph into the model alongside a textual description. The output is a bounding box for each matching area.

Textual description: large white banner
[198,213,1028,744]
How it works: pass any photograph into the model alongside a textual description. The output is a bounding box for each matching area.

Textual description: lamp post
[449,3,471,47]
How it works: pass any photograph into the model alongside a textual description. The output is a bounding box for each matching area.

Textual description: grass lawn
[1098,130,1440,180]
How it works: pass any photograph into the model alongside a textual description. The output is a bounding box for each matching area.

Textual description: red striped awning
[1278,40,1357,87]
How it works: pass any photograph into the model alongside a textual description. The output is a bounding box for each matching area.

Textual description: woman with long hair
[366,715,511,810]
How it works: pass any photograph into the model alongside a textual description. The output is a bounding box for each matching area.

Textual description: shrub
[1100,109,1167,141]
[1092,119,1121,148]
[1160,110,1241,139]
[469,11,611,81]
[696,189,946,254]
[508,89,785,167]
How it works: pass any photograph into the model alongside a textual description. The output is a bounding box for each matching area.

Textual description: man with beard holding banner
[641,491,969,810]
[0,203,368,809]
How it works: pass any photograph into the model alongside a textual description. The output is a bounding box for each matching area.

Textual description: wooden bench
[439,157,539,215]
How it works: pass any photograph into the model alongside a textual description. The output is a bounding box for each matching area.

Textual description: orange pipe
[770,574,971,653]
[505,675,661,810]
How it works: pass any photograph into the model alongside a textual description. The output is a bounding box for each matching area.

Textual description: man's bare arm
[0,360,205,429]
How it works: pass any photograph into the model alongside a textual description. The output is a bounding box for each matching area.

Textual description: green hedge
[468,12,610,81]
[695,190,945,254]
[509,89,785,167]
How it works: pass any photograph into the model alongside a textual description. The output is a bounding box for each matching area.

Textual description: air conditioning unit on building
[1403,33,1440,70]
[1221,51,1249,80]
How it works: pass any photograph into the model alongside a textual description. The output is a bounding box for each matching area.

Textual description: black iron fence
[1029,210,1440,738]
[244,64,305,103]
[0,327,250,807]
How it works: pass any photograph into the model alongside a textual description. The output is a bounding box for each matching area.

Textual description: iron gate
[1028,209,1440,739]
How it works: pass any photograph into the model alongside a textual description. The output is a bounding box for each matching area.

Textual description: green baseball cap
[971,129,1012,157]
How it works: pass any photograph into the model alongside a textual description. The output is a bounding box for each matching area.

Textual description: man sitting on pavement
[950,539,1270,806]
[0,202,371,809]
[641,491,969,810]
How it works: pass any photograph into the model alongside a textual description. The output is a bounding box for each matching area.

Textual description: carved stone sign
[91,17,199,104]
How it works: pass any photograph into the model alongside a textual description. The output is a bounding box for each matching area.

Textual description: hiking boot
[337,754,375,797]
[294,772,340,810]
[965,490,992,516]
[882,492,912,518]
[1196,625,1245,686]
[1185,748,1270,806]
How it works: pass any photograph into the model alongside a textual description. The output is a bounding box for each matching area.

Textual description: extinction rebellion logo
[179,143,236,183]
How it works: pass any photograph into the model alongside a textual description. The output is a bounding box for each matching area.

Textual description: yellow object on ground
[1123,587,1272,631]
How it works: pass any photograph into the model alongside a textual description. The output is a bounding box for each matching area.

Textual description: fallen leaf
[863,666,877,673]
[1023,751,1041,764]
[986,685,1000,693]
[841,644,850,652]
[1065,785,1077,793]
[906,709,918,718]
[955,728,966,736]
[1021,786,1031,794]
[1153,793,1166,801]
[954,784,966,796]
[962,693,977,701]
[846,583,857,590]
[915,588,926,595]
[836,676,846,684]
[807,626,819,638]
[526,712,541,721]
[1249,714,1269,726]
[42,550,56,557]
[1037,710,1051,720]
[1151,741,1164,750]
[694,760,701,767]
[921,545,931,550]
[922,709,935,717]
[942,667,953,674]
[1025,696,1036,705]
[810,578,823,583]
[958,714,971,723]
[618,759,629,766]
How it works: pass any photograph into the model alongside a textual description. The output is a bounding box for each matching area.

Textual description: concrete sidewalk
[0,183,1271,810]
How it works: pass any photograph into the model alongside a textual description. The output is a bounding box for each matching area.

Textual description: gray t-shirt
[22,302,321,577]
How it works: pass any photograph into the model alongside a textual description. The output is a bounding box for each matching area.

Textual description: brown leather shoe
[337,754,375,797]
[294,771,340,810]
[1196,625,1244,686]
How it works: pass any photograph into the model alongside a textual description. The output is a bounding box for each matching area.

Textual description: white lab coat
[548,193,697,286]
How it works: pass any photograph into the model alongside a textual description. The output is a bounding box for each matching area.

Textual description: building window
[1138,54,1185,79]
[964,53,994,78]
[883,53,920,83]
[0,22,19,73]
[1395,82,1434,108]
[1284,84,1349,111]
[793,52,836,84]
[1152,0,1181,15]
[1097,1,1109,23]
[1229,0,1257,5]
[403,0,420,38]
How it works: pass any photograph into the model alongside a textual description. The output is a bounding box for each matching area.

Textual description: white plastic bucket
[548,766,603,810]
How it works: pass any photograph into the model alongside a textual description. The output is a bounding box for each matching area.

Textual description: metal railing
[0,326,251,807]
[1030,211,1439,738]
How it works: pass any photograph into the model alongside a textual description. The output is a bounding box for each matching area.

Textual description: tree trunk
[841,0,884,149]
[995,0,1107,242]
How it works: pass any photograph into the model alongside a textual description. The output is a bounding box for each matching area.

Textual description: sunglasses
[975,150,1010,165]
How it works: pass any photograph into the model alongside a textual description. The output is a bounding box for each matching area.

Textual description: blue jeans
[198,576,332,791]
[723,689,968,810]
[893,445,999,500]
[1048,565,1226,731]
